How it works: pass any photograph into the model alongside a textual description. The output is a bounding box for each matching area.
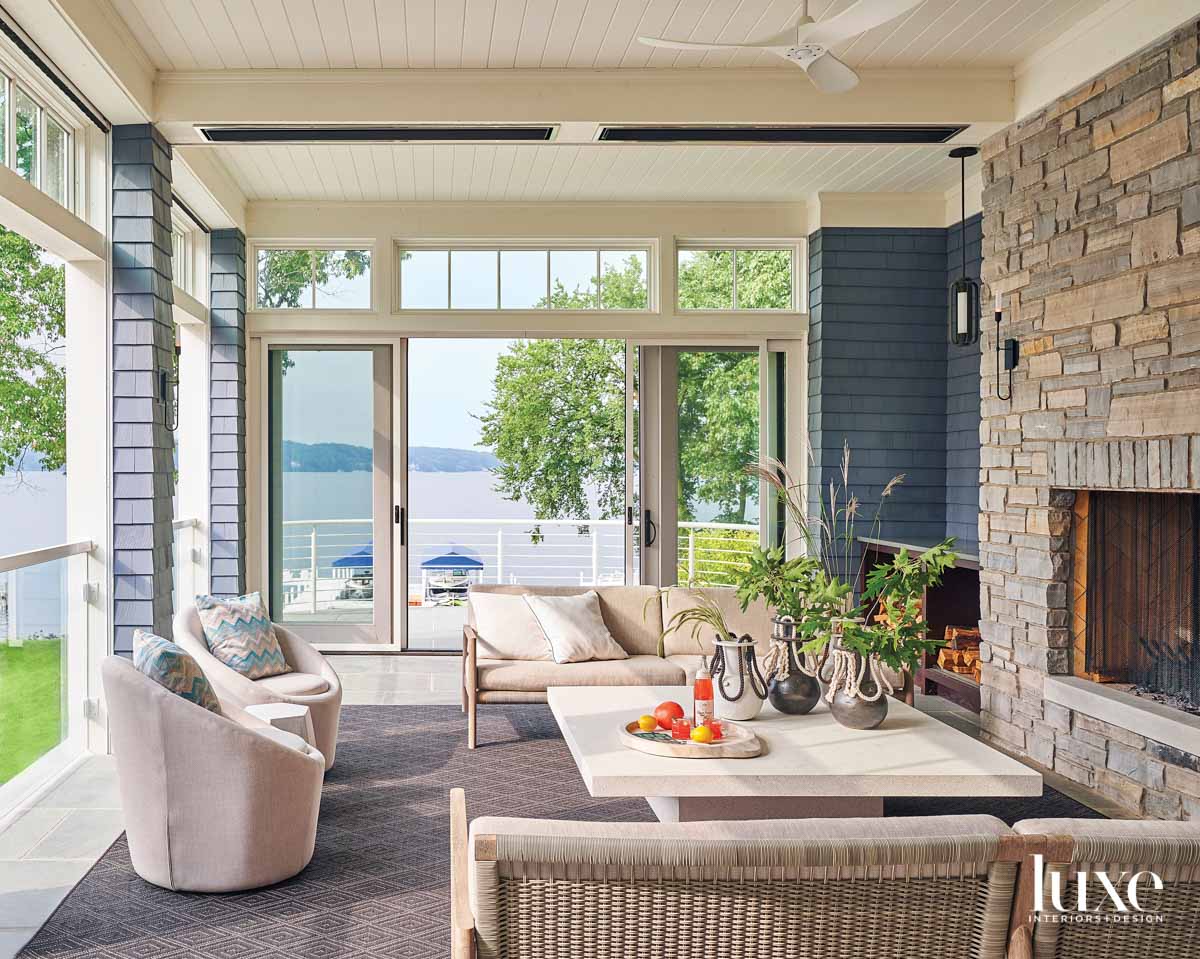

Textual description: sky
[280,339,514,450]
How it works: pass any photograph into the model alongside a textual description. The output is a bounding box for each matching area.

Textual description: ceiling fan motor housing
[785,43,827,65]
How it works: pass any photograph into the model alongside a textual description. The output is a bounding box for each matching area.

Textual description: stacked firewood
[938,627,982,683]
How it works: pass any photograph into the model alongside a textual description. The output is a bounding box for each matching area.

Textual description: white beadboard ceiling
[209,142,978,202]
[114,0,1110,71]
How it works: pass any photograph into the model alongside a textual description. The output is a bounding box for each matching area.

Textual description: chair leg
[467,693,477,750]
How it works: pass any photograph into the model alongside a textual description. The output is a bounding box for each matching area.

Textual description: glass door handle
[644,509,657,548]
[395,505,405,546]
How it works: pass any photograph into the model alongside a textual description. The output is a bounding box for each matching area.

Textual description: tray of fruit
[620,701,762,759]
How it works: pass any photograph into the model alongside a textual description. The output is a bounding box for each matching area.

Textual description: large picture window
[254,248,372,310]
[397,245,651,311]
[0,72,73,209]
[677,245,797,311]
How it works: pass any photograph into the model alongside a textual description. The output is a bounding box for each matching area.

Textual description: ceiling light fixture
[948,146,981,349]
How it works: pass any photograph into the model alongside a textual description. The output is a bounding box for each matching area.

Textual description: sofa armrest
[450,788,476,959]
[463,625,478,689]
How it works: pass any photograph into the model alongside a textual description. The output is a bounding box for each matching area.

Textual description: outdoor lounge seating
[461,585,773,748]
[102,657,324,893]
[174,606,344,769]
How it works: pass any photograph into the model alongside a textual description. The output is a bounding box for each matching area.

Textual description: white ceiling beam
[154,68,1014,144]
[1014,0,1200,121]
[3,0,155,123]
[172,149,248,232]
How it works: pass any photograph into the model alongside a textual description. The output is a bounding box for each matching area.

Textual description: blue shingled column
[209,230,247,597]
[111,124,175,652]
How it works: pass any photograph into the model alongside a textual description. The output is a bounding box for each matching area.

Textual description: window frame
[0,47,79,212]
[675,240,805,314]
[251,242,376,312]
[392,239,657,314]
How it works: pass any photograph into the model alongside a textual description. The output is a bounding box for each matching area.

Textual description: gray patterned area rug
[20,705,1101,959]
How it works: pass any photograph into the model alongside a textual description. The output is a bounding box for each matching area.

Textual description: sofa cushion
[470,585,664,656]
[255,671,330,697]
[660,588,773,657]
[477,655,686,692]
[133,630,221,713]
[195,592,291,680]
[525,591,628,663]
[469,591,552,661]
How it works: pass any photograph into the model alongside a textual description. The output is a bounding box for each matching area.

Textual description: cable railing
[276,517,758,616]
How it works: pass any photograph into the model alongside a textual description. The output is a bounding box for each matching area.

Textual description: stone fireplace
[978,18,1200,818]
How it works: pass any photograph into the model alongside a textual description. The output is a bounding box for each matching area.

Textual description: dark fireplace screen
[1084,491,1200,704]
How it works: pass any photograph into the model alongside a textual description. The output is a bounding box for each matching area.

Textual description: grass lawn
[0,637,64,784]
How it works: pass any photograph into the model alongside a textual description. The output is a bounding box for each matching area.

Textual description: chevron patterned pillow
[195,592,292,680]
[133,630,221,713]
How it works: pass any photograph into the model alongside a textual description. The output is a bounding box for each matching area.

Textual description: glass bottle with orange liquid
[694,662,714,729]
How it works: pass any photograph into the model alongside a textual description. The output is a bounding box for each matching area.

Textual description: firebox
[1071,490,1200,707]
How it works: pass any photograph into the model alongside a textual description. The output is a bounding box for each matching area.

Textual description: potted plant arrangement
[652,591,768,721]
[738,444,958,729]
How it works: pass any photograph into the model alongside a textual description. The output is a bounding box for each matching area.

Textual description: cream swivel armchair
[102,657,324,892]
[173,605,343,769]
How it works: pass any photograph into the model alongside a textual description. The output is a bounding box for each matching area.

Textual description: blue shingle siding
[806,220,982,573]
[209,229,247,598]
[111,124,175,654]
[945,214,982,553]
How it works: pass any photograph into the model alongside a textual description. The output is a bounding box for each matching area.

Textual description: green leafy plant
[647,588,731,659]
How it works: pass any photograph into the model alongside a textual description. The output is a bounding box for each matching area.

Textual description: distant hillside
[282,441,497,473]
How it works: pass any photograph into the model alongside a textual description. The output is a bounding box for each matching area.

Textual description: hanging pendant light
[948,146,981,347]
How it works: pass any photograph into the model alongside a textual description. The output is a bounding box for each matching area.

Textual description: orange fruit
[637,715,658,732]
[654,701,685,730]
[690,725,715,744]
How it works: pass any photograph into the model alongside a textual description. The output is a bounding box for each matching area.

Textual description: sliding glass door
[405,338,631,651]
[267,346,393,643]
[263,337,793,648]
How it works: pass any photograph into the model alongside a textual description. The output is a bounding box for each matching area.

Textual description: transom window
[254,247,372,310]
[0,71,72,209]
[676,245,798,311]
[397,246,651,311]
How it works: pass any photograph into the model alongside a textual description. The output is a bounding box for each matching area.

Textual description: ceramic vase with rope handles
[761,615,822,715]
[709,633,768,721]
[822,618,893,730]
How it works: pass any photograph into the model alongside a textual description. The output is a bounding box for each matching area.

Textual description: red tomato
[654,701,685,730]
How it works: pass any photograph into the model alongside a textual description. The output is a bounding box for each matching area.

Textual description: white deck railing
[278,516,757,613]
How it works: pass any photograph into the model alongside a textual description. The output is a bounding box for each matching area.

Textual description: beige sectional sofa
[461,584,772,748]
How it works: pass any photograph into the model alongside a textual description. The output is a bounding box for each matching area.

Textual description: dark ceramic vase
[828,652,889,730]
[767,638,820,715]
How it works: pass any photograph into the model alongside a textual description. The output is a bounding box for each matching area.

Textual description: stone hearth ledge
[1044,676,1200,757]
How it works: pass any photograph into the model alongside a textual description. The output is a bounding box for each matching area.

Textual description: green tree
[480,253,760,528]
[0,226,66,476]
[677,350,759,523]
[256,249,370,309]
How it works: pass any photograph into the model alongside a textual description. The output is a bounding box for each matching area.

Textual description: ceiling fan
[638,0,922,94]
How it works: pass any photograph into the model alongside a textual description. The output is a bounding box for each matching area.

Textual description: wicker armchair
[1010,818,1200,958]
[450,788,1035,959]
[174,605,343,769]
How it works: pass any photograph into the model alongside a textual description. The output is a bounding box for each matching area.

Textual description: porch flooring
[0,656,1123,959]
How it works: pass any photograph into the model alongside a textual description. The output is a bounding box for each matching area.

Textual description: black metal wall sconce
[994,292,1019,401]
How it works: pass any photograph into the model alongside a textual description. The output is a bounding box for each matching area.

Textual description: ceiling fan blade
[801,52,860,93]
[800,0,924,47]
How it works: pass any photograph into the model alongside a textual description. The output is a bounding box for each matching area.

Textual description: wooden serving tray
[620,720,762,759]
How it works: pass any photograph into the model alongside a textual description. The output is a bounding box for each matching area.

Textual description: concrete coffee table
[547,685,1042,822]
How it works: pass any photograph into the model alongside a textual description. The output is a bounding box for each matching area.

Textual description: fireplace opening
[1071,490,1200,711]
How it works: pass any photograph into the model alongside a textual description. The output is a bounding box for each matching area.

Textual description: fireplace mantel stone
[1045,676,1200,759]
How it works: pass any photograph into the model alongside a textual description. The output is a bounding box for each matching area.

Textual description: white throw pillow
[469,591,552,661]
[523,591,629,664]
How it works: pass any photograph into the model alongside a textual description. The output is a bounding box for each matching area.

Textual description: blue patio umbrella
[421,546,484,571]
[332,545,373,569]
